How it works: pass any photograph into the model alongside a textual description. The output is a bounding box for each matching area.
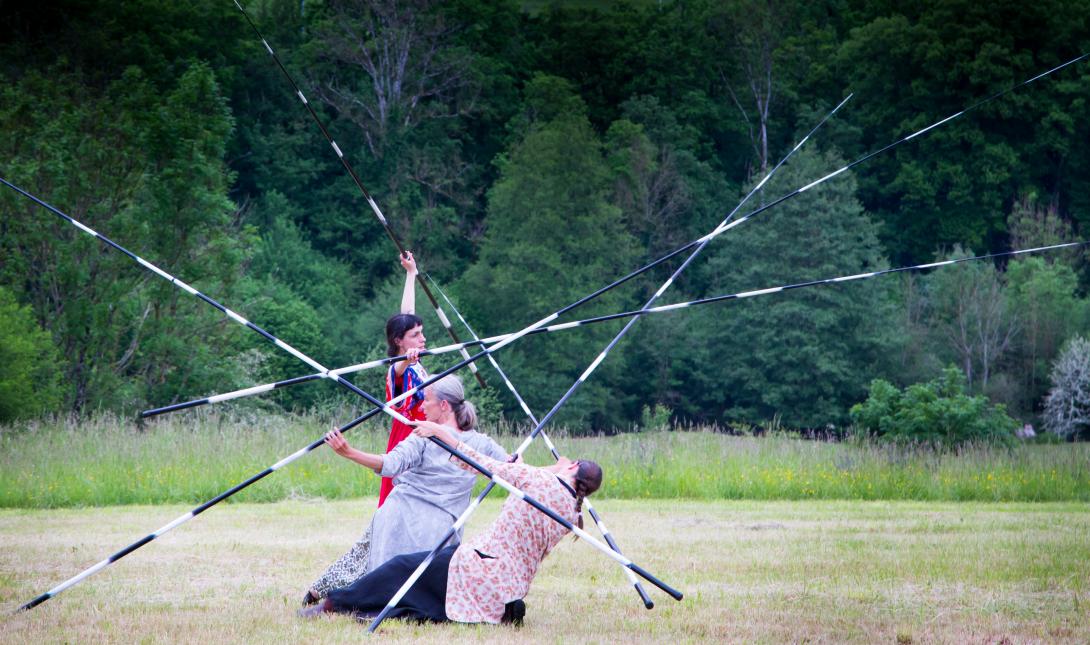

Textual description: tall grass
[1,413,1087,508]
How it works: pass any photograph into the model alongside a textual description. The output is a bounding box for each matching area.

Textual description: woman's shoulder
[392,432,427,454]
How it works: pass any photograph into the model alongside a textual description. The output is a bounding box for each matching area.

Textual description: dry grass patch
[2,499,1088,643]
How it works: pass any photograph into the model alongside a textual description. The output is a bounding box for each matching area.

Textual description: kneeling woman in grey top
[303,375,508,604]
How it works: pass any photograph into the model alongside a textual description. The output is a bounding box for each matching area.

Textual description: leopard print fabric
[310,519,374,598]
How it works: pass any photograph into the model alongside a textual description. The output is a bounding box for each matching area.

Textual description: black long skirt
[325,545,457,622]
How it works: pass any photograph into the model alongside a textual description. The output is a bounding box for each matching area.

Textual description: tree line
[1,0,1089,432]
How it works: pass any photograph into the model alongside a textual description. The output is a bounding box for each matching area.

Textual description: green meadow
[2,413,1087,508]
[2,499,1088,643]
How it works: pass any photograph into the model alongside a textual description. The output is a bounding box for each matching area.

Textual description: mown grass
[2,499,1088,643]
[1,412,1088,508]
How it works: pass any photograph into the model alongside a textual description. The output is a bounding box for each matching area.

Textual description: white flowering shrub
[1042,336,1090,438]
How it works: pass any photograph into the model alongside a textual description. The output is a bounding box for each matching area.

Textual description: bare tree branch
[314,0,476,158]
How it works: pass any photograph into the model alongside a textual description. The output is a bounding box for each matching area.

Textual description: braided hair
[571,460,603,531]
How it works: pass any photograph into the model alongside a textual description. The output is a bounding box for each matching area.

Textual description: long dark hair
[385,313,424,357]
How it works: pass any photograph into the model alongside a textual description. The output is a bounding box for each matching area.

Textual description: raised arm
[400,251,418,315]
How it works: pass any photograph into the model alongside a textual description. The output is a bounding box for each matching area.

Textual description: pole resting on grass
[0,175,411,609]
[370,93,849,629]
[230,0,485,387]
[18,385,685,614]
[3,179,684,612]
[365,435,684,633]
[424,275,655,609]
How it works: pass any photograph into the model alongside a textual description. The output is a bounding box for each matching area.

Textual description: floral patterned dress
[444,442,578,624]
[379,361,428,506]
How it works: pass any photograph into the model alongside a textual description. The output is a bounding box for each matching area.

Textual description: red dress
[378,361,428,507]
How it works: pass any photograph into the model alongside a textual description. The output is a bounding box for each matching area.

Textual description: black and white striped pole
[365,434,684,633]
[368,95,850,628]
[0,180,475,608]
[1,177,440,610]
[4,178,683,611]
[425,276,656,609]
[489,93,854,444]
[230,0,486,388]
[678,53,1090,254]
[228,16,648,590]
[141,238,1090,418]
[142,49,1090,414]
[229,5,657,606]
[19,388,685,613]
[380,93,850,615]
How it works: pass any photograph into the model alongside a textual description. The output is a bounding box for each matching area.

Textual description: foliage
[0,287,64,421]
[851,367,1020,447]
[0,62,254,413]
[677,146,896,427]
[2,0,1090,429]
[638,403,673,431]
[925,247,1018,392]
[457,76,639,428]
[1004,256,1086,415]
[807,0,1090,263]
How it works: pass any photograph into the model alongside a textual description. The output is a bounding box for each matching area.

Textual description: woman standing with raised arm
[302,375,508,606]
[380,251,429,507]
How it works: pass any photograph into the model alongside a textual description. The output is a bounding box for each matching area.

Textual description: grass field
[2,413,1088,508]
[2,499,1088,643]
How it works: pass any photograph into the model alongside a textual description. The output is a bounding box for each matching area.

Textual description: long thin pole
[1,178,419,609]
[504,93,853,441]
[234,0,654,607]
[425,275,655,609]
[230,0,486,388]
[140,50,1090,418]
[5,179,683,611]
[367,94,848,631]
[365,436,683,633]
[142,239,1090,417]
[8,49,1085,611]
[20,393,684,612]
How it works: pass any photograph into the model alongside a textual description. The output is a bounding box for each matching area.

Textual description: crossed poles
[7,48,1089,616]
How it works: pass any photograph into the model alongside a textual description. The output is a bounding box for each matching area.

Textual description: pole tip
[17,593,49,612]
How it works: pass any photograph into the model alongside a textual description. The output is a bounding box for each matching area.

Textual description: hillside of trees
[2,0,1089,431]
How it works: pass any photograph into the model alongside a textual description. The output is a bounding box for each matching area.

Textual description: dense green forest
[1,0,1089,431]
